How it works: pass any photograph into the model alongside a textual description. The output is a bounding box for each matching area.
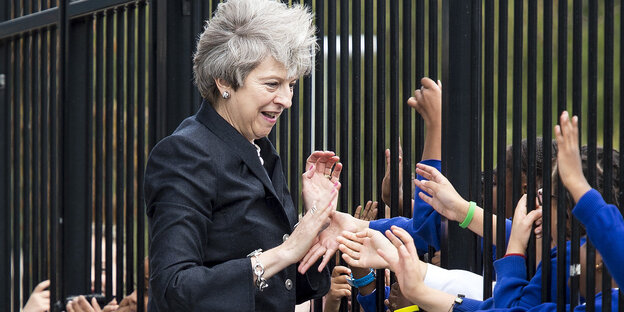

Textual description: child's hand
[554,111,591,202]
[506,194,543,255]
[407,77,442,128]
[413,163,469,223]
[378,226,427,305]
[355,201,379,222]
[338,228,394,269]
[22,280,50,312]
[382,144,404,207]
[326,266,352,303]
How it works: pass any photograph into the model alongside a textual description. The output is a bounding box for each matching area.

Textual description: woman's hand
[337,228,394,269]
[413,163,469,222]
[66,296,118,312]
[284,186,338,264]
[302,151,342,214]
[506,194,543,255]
[23,280,50,312]
[555,111,591,202]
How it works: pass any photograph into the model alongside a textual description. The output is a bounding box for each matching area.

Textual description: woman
[145,1,339,311]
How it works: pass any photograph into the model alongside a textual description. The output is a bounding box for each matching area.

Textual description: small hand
[354,201,379,222]
[506,194,543,255]
[337,228,394,269]
[66,296,118,312]
[23,280,50,312]
[385,282,414,312]
[327,266,352,303]
[377,226,427,305]
[554,111,591,202]
[382,143,404,207]
[414,163,468,222]
[407,77,442,128]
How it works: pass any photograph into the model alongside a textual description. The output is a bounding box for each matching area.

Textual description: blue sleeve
[369,159,441,253]
[356,286,390,312]
[492,256,540,309]
[573,189,624,289]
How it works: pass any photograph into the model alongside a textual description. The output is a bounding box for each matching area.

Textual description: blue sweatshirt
[467,289,620,312]
[572,189,624,288]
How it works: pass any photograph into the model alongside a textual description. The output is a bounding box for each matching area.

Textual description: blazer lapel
[196,101,281,203]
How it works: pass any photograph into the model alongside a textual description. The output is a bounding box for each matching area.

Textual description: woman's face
[217,57,296,142]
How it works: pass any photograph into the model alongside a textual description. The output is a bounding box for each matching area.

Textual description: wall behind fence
[1,0,624,312]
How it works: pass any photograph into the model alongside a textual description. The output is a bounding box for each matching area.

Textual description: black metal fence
[1,0,623,312]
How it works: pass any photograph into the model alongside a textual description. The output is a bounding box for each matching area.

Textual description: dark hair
[505,137,559,187]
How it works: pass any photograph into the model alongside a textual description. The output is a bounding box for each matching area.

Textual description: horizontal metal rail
[0,0,143,39]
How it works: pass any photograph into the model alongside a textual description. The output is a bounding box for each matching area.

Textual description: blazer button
[285,278,293,290]
[282,234,290,242]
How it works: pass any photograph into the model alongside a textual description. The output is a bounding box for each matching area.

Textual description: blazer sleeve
[145,135,256,312]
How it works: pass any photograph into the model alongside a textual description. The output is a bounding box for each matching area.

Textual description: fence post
[153,0,197,141]
[0,40,9,312]
[441,0,479,271]
[61,15,91,298]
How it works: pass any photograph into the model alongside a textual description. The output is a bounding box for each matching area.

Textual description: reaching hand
[337,228,395,269]
[298,211,365,273]
[385,282,415,312]
[66,296,118,312]
[354,201,379,222]
[414,163,468,222]
[378,226,427,305]
[302,151,342,214]
[23,280,50,312]
[382,144,404,207]
[506,194,543,255]
[407,77,442,129]
[554,111,591,202]
[326,266,352,305]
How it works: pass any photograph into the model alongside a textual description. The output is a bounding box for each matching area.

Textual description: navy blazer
[145,101,330,312]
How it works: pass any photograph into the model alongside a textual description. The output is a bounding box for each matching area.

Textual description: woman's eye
[266,82,278,88]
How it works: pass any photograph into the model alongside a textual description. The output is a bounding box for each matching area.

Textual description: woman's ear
[214,78,232,94]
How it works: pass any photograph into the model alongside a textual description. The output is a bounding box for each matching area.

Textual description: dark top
[145,101,330,312]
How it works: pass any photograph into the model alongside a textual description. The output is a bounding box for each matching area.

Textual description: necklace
[253,143,264,165]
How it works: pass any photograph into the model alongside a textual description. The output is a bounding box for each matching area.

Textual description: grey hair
[193,0,318,103]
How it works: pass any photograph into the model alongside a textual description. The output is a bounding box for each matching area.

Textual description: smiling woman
[144,1,342,312]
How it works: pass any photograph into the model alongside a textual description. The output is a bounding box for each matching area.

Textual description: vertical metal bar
[556,0,568,309]
[40,28,49,283]
[441,0,478,271]
[86,13,94,295]
[428,0,437,80]
[13,36,21,312]
[126,3,136,297]
[302,0,312,163]
[116,6,126,302]
[327,0,336,151]
[32,30,41,286]
[289,82,299,208]
[495,0,508,260]
[63,14,91,297]
[137,2,147,311]
[414,0,424,159]
[23,32,33,299]
[339,0,348,216]
[0,38,9,312]
[402,0,412,220]
[363,0,373,206]
[602,1,614,311]
[49,25,58,307]
[541,0,553,303]
[511,0,522,220]
[526,0,537,278]
[482,0,494,299]
[585,0,599,310]
[314,0,324,150]
[350,0,361,309]
[105,8,115,301]
[95,11,104,295]
[376,0,386,309]
[389,0,399,219]
[469,0,482,273]
[619,0,624,310]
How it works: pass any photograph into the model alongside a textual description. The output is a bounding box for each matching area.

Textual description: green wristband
[459,201,476,228]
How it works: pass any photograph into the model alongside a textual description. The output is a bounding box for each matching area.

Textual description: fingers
[91,297,104,312]
[526,208,543,224]
[340,251,361,267]
[332,265,351,276]
[390,226,417,256]
[33,280,51,293]
[318,247,336,272]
